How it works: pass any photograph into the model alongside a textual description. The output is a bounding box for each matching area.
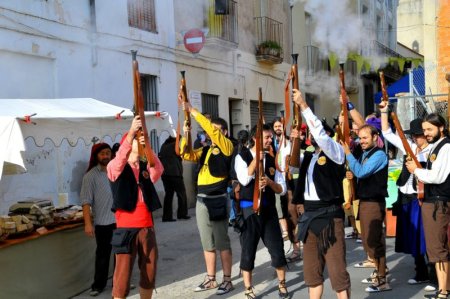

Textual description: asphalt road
[73,208,433,299]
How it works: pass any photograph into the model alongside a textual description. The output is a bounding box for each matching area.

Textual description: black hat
[403,118,423,135]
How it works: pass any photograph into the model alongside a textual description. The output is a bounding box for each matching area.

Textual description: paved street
[73,208,432,299]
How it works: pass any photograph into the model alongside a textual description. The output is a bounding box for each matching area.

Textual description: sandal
[244,286,256,299]
[278,279,289,298]
[424,290,449,299]
[286,249,302,263]
[194,274,218,292]
[365,276,392,293]
[216,275,234,295]
[354,259,375,268]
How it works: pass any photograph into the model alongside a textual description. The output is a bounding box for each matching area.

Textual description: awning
[0,98,175,178]
[374,67,425,104]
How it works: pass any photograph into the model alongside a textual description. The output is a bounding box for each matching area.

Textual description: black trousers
[92,223,116,291]
[240,208,287,271]
[162,175,188,219]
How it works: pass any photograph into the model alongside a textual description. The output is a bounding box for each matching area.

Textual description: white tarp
[0,98,175,178]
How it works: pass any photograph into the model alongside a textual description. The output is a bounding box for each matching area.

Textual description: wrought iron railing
[254,16,283,62]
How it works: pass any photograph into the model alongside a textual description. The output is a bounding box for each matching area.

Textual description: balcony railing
[255,16,283,64]
[206,0,238,46]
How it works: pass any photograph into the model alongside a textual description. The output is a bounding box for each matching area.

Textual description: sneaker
[194,275,218,292]
[425,285,437,292]
[408,277,430,285]
[424,290,449,299]
[89,289,101,297]
[345,232,358,239]
[216,281,234,295]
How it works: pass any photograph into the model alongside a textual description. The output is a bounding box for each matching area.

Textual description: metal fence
[391,65,448,124]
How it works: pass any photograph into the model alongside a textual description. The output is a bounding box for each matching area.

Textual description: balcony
[255,17,283,64]
[206,0,238,49]
[361,40,405,80]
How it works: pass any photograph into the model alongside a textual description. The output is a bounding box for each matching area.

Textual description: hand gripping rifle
[175,71,193,156]
[339,66,355,209]
[379,71,424,200]
[253,87,265,214]
[131,50,154,167]
[285,54,302,168]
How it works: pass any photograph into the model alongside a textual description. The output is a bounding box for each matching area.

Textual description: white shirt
[234,150,287,196]
[382,128,432,194]
[302,108,345,201]
[414,137,450,184]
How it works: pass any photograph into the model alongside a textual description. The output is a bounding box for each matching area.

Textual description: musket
[175,71,193,156]
[252,87,264,213]
[131,50,154,167]
[287,54,302,168]
[339,66,355,209]
[379,71,424,200]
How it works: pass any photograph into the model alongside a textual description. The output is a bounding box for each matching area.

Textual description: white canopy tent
[0,98,175,178]
[0,98,175,212]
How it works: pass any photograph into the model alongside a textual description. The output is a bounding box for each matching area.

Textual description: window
[376,15,383,42]
[250,101,279,128]
[128,0,157,33]
[207,0,238,43]
[201,93,219,119]
[140,74,159,152]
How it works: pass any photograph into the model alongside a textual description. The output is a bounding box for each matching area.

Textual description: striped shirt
[80,165,116,226]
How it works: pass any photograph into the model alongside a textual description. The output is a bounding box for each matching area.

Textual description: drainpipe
[89,0,98,67]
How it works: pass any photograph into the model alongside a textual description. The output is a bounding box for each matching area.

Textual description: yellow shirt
[180,110,233,187]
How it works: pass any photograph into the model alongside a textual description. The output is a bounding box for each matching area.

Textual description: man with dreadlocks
[291,89,350,299]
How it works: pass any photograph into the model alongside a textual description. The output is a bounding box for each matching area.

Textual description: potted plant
[257,40,282,57]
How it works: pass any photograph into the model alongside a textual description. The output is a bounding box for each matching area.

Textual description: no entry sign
[183,28,205,54]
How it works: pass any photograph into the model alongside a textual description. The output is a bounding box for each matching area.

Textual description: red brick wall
[437,0,450,94]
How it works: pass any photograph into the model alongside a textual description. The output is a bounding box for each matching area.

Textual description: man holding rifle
[234,123,288,299]
[180,101,234,295]
[342,120,389,292]
[292,89,350,299]
[405,113,450,299]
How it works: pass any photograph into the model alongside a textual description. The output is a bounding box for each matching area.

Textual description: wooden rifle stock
[131,50,154,167]
[175,71,193,156]
[379,72,424,200]
[339,66,355,208]
[252,88,264,213]
[288,53,302,168]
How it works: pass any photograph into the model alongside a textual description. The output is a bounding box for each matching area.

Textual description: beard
[98,158,110,166]
[428,132,441,144]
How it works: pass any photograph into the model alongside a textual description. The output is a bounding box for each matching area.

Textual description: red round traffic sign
[183,29,205,54]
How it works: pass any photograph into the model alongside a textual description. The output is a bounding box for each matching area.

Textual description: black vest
[196,145,232,195]
[424,137,450,201]
[356,147,388,202]
[110,162,161,212]
[293,151,345,210]
[239,150,276,208]
[396,155,426,190]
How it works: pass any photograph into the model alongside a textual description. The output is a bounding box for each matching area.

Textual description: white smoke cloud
[301,0,363,61]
